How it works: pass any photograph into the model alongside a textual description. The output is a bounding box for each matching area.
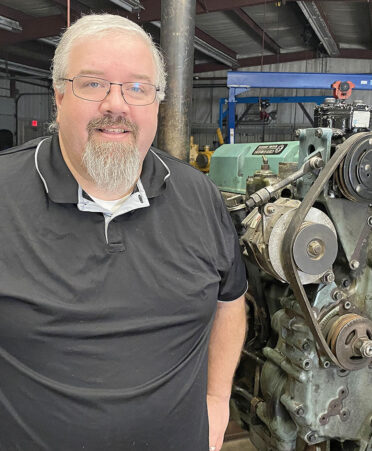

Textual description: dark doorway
[0,130,14,151]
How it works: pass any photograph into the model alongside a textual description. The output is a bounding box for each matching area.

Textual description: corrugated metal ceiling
[322,2,371,48]
[1,0,372,76]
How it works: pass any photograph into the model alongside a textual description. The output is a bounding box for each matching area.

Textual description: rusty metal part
[222,193,246,212]
[327,313,372,370]
[318,300,361,338]
[307,239,324,258]
[304,444,328,451]
[354,337,372,357]
[282,132,372,368]
[318,387,349,425]
[246,156,324,209]
[321,270,335,284]
[241,349,265,366]
[250,396,263,413]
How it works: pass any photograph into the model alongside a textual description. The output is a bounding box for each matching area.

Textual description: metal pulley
[336,133,372,202]
[242,198,338,284]
[326,313,372,370]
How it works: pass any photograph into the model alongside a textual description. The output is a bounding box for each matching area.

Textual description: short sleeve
[215,193,248,302]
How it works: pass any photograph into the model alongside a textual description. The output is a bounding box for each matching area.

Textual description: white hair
[52,13,166,101]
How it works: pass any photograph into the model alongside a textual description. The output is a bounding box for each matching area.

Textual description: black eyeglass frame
[60,76,160,106]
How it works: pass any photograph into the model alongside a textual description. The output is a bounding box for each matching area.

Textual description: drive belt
[282,132,372,368]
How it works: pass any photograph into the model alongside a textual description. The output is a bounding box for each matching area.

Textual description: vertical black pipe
[157,0,196,161]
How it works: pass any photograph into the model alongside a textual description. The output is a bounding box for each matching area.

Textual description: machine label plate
[352,111,370,128]
[253,144,288,155]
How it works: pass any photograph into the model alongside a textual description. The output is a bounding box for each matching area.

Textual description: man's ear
[54,86,64,122]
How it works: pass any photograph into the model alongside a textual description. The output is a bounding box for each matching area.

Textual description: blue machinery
[220,71,372,143]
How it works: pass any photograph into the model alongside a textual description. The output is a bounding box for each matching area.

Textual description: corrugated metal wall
[0,76,52,148]
[191,58,372,148]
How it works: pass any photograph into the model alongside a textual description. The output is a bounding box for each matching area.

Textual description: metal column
[157,0,196,161]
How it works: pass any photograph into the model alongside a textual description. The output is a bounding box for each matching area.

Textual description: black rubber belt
[282,132,372,368]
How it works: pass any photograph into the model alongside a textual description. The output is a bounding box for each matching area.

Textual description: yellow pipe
[216,128,224,146]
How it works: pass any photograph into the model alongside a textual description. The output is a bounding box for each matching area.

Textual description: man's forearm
[207,294,246,398]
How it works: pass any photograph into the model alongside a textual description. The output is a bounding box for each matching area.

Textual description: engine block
[211,99,372,450]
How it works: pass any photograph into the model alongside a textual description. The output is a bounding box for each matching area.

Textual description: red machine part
[332,81,355,99]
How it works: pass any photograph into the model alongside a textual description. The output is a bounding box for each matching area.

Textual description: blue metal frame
[219,96,327,132]
[224,71,372,143]
[227,71,372,92]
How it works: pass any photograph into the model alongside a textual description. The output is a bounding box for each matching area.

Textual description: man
[0,14,246,451]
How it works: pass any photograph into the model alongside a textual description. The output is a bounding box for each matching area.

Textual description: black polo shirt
[0,135,246,451]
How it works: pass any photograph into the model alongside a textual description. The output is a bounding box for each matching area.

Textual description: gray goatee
[82,116,140,193]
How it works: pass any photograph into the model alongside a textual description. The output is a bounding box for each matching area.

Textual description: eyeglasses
[60,75,160,106]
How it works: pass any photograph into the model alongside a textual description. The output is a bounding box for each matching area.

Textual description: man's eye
[88,82,102,89]
[129,85,144,93]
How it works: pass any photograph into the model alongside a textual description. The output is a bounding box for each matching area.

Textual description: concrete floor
[221,438,257,451]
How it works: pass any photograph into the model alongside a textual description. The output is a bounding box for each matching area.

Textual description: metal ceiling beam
[232,8,280,54]
[194,47,372,73]
[339,49,372,59]
[5,41,54,62]
[195,0,276,12]
[0,5,30,21]
[194,50,316,73]
[297,1,339,56]
[132,0,372,23]
[134,0,309,23]
[0,15,66,47]
[196,0,208,13]
[135,0,271,22]
[0,51,51,74]
[194,0,372,11]
[51,0,91,14]
[194,27,237,60]
[129,0,161,22]
[151,19,238,67]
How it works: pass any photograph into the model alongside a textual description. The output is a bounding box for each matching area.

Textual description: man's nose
[99,84,130,115]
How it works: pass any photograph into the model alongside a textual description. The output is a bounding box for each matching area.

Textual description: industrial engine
[209,97,372,450]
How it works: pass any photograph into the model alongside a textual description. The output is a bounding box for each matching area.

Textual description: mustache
[87,116,138,136]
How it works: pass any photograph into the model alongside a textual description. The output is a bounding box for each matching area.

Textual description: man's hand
[207,393,230,451]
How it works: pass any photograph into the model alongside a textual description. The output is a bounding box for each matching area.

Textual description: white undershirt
[90,193,132,214]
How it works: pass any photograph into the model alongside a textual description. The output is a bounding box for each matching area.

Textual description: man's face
[54,32,160,187]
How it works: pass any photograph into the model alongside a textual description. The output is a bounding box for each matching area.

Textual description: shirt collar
[140,147,170,199]
[35,135,170,204]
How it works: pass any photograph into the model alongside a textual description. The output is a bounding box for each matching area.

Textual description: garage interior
[1,1,372,450]
[2,1,372,150]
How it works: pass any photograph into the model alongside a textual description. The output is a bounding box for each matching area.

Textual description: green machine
[208,141,299,194]
[208,98,372,451]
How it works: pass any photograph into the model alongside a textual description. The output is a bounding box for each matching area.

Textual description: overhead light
[0,15,22,33]
[297,1,339,56]
[109,0,144,13]
[151,21,238,68]
[0,59,51,79]
[39,36,60,47]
